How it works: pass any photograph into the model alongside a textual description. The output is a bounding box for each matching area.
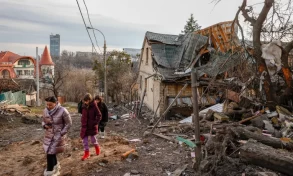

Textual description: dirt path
[0,111,194,176]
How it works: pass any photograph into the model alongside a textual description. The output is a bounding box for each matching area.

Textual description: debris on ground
[0,102,31,115]
[138,98,293,176]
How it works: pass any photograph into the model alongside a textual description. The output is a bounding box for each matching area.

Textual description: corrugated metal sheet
[199,103,224,116]
[0,91,26,105]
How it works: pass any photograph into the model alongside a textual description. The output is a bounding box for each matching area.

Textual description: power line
[75,0,98,54]
[83,0,102,53]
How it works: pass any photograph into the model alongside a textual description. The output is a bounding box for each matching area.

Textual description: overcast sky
[0,0,262,56]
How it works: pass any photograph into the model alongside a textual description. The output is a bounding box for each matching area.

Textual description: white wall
[138,39,161,115]
[13,59,35,79]
[41,65,54,78]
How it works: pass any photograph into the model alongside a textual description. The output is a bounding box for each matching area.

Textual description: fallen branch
[231,127,293,150]
[153,133,178,143]
[240,140,293,175]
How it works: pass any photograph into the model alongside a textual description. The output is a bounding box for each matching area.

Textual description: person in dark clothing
[94,95,108,139]
[77,99,83,114]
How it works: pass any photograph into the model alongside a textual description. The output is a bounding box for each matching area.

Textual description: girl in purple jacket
[80,93,102,161]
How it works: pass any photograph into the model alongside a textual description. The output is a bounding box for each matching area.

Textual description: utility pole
[36,47,40,106]
[191,68,201,170]
[86,26,107,103]
[104,40,107,103]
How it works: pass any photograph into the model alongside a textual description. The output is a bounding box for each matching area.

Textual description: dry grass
[29,103,77,115]
[29,106,45,115]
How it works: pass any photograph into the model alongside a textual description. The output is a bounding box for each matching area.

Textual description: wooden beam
[240,141,293,175]
[218,24,229,52]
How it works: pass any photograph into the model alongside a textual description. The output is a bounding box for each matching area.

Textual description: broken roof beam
[196,21,238,53]
[217,24,230,51]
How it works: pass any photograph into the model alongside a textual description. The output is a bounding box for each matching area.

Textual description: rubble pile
[0,101,40,124]
[141,99,293,175]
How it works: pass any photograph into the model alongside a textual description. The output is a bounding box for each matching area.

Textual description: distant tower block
[50,34,60,57]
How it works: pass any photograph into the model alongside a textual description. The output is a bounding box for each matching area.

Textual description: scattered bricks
[213,113,229,122]
[121,149,136,160]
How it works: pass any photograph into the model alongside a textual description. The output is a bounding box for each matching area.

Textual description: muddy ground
[0,105,283,176]
[0,106,194,176]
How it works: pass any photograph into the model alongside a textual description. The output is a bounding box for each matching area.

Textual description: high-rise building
[50,34,60,57]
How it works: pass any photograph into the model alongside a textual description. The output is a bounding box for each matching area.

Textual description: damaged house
[137,21,245,118]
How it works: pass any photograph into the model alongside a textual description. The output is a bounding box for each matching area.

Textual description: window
[146,48,149,65]
[31,70,34,75]
[145,78,147,90]
[18,59,30,66]
[17,70,23,75]
[2,70,10,78]
[24,70,29,75]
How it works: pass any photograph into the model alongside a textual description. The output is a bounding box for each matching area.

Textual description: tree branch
[240,0,256,25]
[253,0,274,45]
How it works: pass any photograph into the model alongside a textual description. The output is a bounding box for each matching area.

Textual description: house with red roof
[0,45,55,81]
[0,51,36,79]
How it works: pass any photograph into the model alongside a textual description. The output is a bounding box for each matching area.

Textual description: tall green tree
[181,14,201,34]
[93,51,135,103]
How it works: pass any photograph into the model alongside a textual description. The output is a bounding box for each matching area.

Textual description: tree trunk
[240,140,293,175]
[231,127,293,150]
[252,0,276,103]
[281,47,293,88]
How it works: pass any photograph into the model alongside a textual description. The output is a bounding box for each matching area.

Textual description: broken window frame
[146,48,149,65]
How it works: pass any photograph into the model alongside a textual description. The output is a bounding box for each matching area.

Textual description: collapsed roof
[145,21,241,82]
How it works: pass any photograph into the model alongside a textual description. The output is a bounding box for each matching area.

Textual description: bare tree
[60,68,96,102]
[47,64,69,98]
[218,0,293,104]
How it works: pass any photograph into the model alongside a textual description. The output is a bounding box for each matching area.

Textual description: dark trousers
[47,154,57,171]
[99,121,107,132]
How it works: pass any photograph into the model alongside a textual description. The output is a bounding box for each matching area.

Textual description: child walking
[80,93,102,161]
[94,95,108,139]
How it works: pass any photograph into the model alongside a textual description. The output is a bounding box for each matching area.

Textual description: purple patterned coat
[42,104,72,154]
